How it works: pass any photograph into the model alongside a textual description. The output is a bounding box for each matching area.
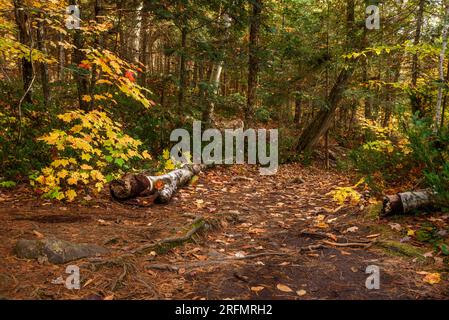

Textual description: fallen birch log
[110,164,208,203]
[382,189,435,216]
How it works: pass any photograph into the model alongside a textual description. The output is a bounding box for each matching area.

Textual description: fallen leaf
[296,289,307,296]
[33,230,44,239]
[97,219,110,226]
[83,278,94,288]
[51,276,64,285]
[316,222,329,229]
[389,223,402,231]
[251,286,265,293]
[235,251,245,258]
[195,199,204,208]
[104,294,115,300]
[423,273,441,285]
[407,229,415,236]
[345,226,358,233]
[276,284,293,293]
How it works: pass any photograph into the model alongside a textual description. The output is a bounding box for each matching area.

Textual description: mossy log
[110,164,208,204]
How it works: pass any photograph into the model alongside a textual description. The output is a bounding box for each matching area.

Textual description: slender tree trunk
[361,27,372,119]
[441,62,449,127]
[202,14,231,126]
[36,17,50,106]
[297,0,357,153]
[139,2,149,87]
[245,0,263,127]
[410,0,426,116]
[435,4,449,132]
[202,62,223,126]
[58,33,65,82]
[89,0,103,109]
[70,0,89,110]
[178,26,188,109]
[383,55,402,127]
[294,82,302,127]
[13,0,33,104]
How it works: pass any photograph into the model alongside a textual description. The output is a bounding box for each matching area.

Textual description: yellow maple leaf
[67,176,78,185]
[80,164,93,170]
[95,182,104,192]
[56,192,65,201]
[141,150,152,159]
[162,149,170,160]
[66,189,77,202]
[165,159,175,171]
[57,113,74,123]
[423,273,441,285]
[57,170,69,179]
[82,95,92,102]
[81,153,92,161]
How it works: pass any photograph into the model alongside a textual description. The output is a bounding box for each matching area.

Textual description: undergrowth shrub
[31,110,152,201]
[406,119,449,208]
[351,116,449,209]
[349,118,415,193]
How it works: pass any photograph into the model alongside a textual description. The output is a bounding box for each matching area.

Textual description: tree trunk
[110,164,208,204]
[296,0,356,153]
[36,17,50,106]
[202,62,223,126]
[435,4,449,132]
[70,0,90,110]
[294,82,302,127]
[245,0,263,127]
[442,61,449,128]
[139,1,149,87]
[89,0,103,109]
[178,26,188,109]
[202,14,231,126]
[58,33,65,82]
[13,0,33,104]
[410,0,426,116]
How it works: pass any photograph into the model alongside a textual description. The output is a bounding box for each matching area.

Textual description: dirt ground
[0,164,448,300]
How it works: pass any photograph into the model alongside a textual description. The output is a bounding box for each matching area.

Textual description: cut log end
[382,194,403,216]
[382,190,435,216]
[110,174,151,201]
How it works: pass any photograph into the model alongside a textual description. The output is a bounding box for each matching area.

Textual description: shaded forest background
[0,0,449,207]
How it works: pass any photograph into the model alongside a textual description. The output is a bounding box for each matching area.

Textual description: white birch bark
[435,5,449,132]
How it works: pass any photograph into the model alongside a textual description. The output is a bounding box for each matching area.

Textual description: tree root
[132,217,209,255]
[321,240,374,249]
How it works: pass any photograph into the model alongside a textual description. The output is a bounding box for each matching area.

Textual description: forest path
[0,164,447,299]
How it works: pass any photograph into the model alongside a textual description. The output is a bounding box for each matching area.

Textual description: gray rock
[15,238,108,264]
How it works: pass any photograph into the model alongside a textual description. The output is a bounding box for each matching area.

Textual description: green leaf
[105,155,113,163]
[0,181,16,188]
[114,158,125,167]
